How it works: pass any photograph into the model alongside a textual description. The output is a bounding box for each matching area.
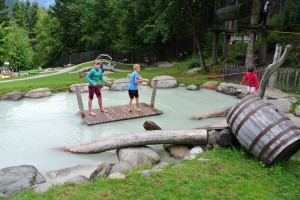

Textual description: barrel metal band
[226,95,258,125]
[228,97,261,132]
[248,116,291,153]
[266,131,300,161]
[235,102,272,136]
[257,126,299,160]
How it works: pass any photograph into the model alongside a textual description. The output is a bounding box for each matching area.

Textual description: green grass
[7,148,300,200]
[290,97,300,113]
[0,73,86,95]
[0,59,299,199]
[0,60,223,95]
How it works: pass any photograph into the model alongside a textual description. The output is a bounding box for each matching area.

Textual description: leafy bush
[224,43,247,64]
[282,55,298,68]
[187,57,200,69]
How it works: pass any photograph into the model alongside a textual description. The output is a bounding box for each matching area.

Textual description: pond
[0,86,238,173]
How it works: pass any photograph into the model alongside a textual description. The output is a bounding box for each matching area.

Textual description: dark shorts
[128,90,139,99]
[89,85,101,99]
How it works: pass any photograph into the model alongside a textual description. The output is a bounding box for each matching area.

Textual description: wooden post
[268,44,282,89]
[150,78,158,108]
[75,85,85,118]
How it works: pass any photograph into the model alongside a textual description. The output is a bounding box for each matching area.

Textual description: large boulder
[186,67,204,74]
[186,85,199,90]
[110,161,133,174]
[201,81,218,90]
[25,88,51,98]
[0,91,23,101]
[90,163,113,180]
[265,98,292,113]
[216,82,244,96]
[110,78,129,91]
[295,105,300,117]
[0,165,46,196]
[151,75,177,88]
[117,147,160,168]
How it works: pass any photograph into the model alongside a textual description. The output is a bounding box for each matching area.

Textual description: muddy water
[0,86,238,173]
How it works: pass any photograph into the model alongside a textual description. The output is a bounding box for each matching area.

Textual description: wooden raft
[82,103,162,125]
[75,79,161,125]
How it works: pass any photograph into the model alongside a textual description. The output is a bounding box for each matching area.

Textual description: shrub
[187,58,201,69]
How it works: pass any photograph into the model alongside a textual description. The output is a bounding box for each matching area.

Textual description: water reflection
[0,87,238,172]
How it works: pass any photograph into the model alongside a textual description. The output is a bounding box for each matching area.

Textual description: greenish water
[0,86,238,173]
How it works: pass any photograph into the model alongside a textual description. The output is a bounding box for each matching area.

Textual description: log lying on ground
[191,106,231,120]
[59,129,208,154]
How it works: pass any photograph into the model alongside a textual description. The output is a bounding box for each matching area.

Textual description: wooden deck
[82,103,163,125]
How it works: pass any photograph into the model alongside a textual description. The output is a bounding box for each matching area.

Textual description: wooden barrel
[226,95,300,166]
[217,3,251,22]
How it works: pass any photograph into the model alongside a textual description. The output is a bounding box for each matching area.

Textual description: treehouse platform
[81,103,163,125]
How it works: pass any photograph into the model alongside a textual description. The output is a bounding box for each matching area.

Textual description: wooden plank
[75,86,85,118]
[288,68,295,90]
[82,103,163,125]
[296,69,300,91]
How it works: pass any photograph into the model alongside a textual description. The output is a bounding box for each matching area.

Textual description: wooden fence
[224,61,264,84]
[276,68,300,91]
[224,62,300,91]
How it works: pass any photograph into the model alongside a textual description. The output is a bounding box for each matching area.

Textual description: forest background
[0,0,300,72]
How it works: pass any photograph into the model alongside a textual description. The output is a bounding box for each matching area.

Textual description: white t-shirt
[263,1,270,12]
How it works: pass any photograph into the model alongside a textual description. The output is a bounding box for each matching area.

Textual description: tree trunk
[196,37,207,70]
[211,30,219,65]
[211,1,220,65]
[59,129,208,154]
[245,33,256,69]
[258,44,292,98]
[222,21,231,58]
[191,106,231,120]
[268,44,282,89]
[222,33,231,58]
[245,0,260,69]
[259,29,268,66]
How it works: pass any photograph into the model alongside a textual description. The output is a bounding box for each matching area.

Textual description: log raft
[59,129,208,154]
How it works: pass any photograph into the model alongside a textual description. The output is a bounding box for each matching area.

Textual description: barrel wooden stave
[227,95,300,165]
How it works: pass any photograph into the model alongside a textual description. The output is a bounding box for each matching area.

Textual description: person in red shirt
[240,68,259,95]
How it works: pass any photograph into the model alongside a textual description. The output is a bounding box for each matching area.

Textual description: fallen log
[191,106,231,120]
[59,129,208,154]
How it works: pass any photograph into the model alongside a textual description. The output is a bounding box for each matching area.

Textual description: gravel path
[0,65,79,83]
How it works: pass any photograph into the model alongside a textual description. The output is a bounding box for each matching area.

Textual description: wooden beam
[75,86,85,118]
[59,129,208,154]
[150,78,158,108]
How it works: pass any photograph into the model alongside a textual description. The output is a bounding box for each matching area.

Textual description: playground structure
[212,0,300,67]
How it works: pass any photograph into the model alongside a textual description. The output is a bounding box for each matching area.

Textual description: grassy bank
[0,60,223,95]
[8,148,300,200]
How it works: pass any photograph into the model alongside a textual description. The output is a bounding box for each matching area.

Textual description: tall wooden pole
[75,85,85,118]
[245,0,260,70]
[150,78,158,108]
